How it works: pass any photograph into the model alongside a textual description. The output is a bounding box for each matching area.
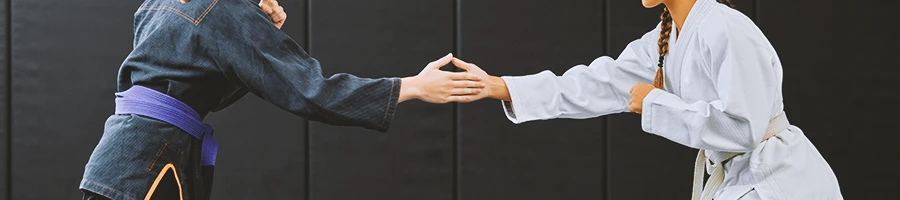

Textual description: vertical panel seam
[754,0,759,22]
[4,0,10,198]
[304,0,312,200]
[452,1,462,200]
[602,0,610,200]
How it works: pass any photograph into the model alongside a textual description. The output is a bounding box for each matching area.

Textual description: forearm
[278,75,400,132]
[641,90,762,152]
[399,77,418,103]
[487,76,512,101]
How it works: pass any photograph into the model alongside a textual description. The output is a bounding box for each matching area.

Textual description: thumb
[426,53,454,69]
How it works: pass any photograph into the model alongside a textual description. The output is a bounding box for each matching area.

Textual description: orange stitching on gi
[137,0,219,25]
[195,0,220,24]
[138,6,196,24]
[144,163,184,200]
[381,79,395,125]
[148,142,168,172]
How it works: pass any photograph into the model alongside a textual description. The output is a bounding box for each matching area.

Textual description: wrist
[488,76,511,101]
[399,77,419,103]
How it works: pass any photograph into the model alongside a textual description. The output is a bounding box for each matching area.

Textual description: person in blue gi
[79,0,484,199]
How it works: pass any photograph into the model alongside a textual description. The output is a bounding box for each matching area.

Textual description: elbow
[696,135,757,153]
[695,126,759,153]
[733,119,764,152]
[732,129,760,152]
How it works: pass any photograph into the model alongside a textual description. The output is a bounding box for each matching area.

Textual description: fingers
[627,102,641,114]
[452,58,483,72]
[627,96,638,113]
[263,0,280,8]
[451,81,485,88]
[261,4,274,14]
[451,58,471,71]
[261,0,278,13]
[447,72,481,81]
[273,6,286,21]
[426,53,454,69]
[446,95,475,103]
[449,88,482,95]
[260,0,286,29]
[272,8,287,25]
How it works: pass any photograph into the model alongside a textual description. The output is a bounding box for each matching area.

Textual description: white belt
[691,113,790,200]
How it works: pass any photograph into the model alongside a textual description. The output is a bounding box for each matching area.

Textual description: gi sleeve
[501,28,660,123]
[640,24,778,152]
[209,3,399,132]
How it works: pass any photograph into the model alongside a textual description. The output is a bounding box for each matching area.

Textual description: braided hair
[653,0,736,89]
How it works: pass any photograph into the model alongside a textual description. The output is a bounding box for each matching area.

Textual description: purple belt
[114,86,217,166]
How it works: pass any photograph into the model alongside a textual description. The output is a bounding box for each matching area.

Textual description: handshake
[257,1,511,105]
[399,53,511,104]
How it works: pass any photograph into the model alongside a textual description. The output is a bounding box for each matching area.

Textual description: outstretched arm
[210,1,483,132]
[452,28,662,123]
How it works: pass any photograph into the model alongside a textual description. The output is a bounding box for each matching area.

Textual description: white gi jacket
[499,0,842,199]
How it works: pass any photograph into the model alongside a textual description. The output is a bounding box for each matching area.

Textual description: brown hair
[653,0,736,89]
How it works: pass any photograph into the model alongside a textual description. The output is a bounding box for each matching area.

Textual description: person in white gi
[450,0,843,199]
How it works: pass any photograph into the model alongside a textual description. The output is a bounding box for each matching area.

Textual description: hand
[451,58,511,102]
[628,83,655,114]
[400,53,485,103]
[260,0,287,29]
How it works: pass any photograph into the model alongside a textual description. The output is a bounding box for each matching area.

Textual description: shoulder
[695,4,772,59]
[640,22,663,44]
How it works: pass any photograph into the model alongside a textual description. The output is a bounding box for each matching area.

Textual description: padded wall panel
[758,0,897,198]
[10,0,139,198]
[459,0,606,199]
[308,0,456,199]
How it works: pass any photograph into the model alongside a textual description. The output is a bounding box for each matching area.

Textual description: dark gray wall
[756,0,900,195]
[307,0,456,200]
[0,0,7,198]
[458,1,606,200]
[0,0,896,199]
[10,0,137,199]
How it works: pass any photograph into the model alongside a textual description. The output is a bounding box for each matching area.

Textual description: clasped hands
[399,53,499,104]
[261,0,654,112]
[405,53,655,116]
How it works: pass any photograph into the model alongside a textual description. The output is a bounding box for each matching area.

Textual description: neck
[665,0,697,34]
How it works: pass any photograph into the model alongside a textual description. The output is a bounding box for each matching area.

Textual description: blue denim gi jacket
[125,0,400,129]
[81,0,400,199]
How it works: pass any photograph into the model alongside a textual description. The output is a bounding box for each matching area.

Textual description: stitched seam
[195,0,220,24]
[144,163,184,200]
[138,6,197,24]
[381,79,395,125]
[137,0,219,26]
[85,180,136,200]
[147,142,169,172]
